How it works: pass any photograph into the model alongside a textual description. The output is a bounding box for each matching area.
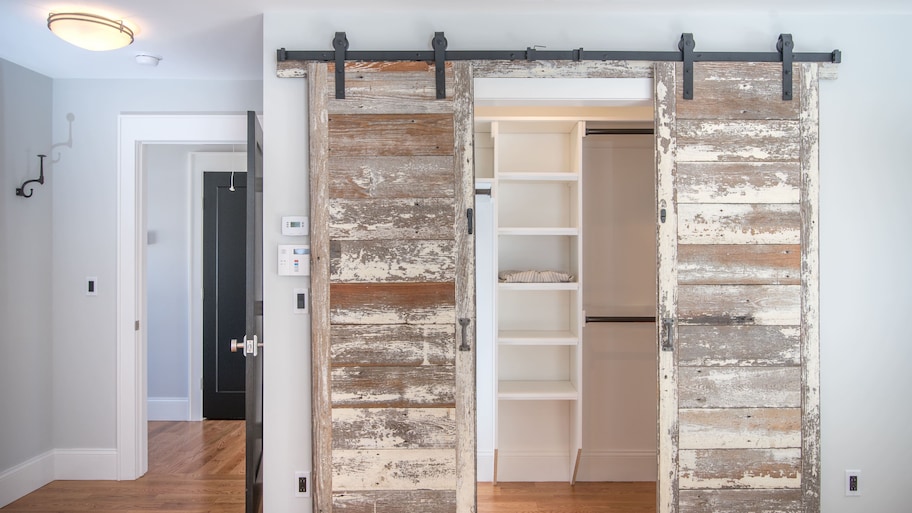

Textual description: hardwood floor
[2,421,246,513]
[478,482,656,513]
[3,420,656,512]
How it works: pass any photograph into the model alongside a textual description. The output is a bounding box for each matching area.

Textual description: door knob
[230,335,263,357]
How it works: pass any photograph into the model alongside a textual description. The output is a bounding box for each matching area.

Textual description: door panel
[656,62,820,512]
[309,61,475,513]
[245,110,264,513]
[202,172,246,420]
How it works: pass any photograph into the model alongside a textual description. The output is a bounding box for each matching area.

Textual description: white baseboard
[479,450,656,483]
[148,397,190,421]
[0,450,54,508]
[54,449,118,480]
[577,450,656,482]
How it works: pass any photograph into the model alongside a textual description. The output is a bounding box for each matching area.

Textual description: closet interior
[475,90,658,485]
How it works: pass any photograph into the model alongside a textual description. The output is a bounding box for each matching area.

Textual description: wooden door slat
[332,408,457,450]
[679,448,801,490]
[676,62,801,121]
[679,489,803,512]
[330,324,455,366]
[679,408,802,449]
[329,114,455,157]
[330,198,456,240]
[329,156,455,199]
[330,283,456,325]
[333,490,457,513]
[678,244,800,285]
[678,204,801,245]
[679,367,801,408]
[330,239,456,283]
[676,120,800,162]
[678,325,800,367]
[678,284,801,325]
[332,449,457,490]
[331,366,456,408]
[677,162,800,204]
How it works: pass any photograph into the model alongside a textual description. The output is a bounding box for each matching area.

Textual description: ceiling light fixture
[47,12,135,51]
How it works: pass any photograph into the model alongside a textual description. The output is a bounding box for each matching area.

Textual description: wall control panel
[278,245,310,276]
[281,216,309,236]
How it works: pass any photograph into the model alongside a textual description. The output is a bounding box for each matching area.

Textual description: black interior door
[202,171,247,419]
[245,110,264,513]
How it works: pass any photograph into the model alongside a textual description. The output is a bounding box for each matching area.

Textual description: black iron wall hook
[16,154,47,198]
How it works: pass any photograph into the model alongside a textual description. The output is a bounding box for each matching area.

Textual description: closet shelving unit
[488,119,585,484]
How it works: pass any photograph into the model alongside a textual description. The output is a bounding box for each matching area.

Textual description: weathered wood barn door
[655,62,820,512]
[308,61,475,513]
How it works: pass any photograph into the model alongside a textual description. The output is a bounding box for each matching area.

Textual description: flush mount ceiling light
[47,12,135,51]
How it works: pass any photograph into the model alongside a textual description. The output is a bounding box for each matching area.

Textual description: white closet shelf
[498,172,579,182]
[498,380,579,400]
[498,330,579,345]
[498,282,579,291]
[497,227,579,236]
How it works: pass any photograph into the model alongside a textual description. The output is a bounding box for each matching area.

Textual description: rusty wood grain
[677,162,800,204]
[678,284,800,326]
[678,204,800,245]
[332,366,456,408]
[330,239,455,283]
[333,490,457,513]
[679,367,801,408]
[332,449,457,491]
[308,62,333,513]
[329,198,455,241]
[329,114,454,157]
[679,448,801,490]
[330,283,455,325]
[800,62,822,512]
[678,244,800,285]
[679,408,801,449]
[679,489,803,512]
[678,325,800,367]
[332,408,457,450]
[330,324,455,367]
[677,62,800,121]
[654,61,679,513]
[677,120,800,162]
[328,156,455,199]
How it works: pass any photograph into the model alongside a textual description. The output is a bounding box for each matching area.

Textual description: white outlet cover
[845,469,861,497]
[295,470,311,498]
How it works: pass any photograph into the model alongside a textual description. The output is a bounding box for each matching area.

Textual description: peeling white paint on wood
[678,325,800,367]
[675,63,800,121]
[679,448,801,490]
[679,488,803,512]
[679,367,801,408]
[332,408,457,450]
[330,239,456,283]
[676,162,800,204]
[333,449,457,491]
[330,198,456,240]
[333,490,457,513]
[678,244,800,285]
[678,204,800,245]
[331,366,456,408]
[329,156,455,199]
[679,408,801,449]
[676,120,800,162]
[330,324,455,366]
[678,284,801,325]
[473,60,653,78]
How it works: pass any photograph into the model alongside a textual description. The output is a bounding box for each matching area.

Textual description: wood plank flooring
[3,420,656,513]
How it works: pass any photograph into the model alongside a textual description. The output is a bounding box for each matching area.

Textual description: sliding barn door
[309,61,475,513]
[656,62,819,512]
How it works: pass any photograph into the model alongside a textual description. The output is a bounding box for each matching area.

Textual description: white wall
[0,58,54,506]
[50,80,261,457]
[264,8,912,512]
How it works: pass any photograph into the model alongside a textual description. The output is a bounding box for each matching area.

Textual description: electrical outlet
[295,471,311,498]
[845,469,861,496]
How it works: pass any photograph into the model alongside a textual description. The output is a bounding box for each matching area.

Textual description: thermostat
[282,216,308,236]
[278,245,310,276]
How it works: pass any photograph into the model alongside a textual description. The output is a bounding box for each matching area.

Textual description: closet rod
[586,316,655,323]
[586,128,654,136]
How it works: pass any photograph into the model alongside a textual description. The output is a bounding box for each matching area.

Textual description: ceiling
[0,0,909,81]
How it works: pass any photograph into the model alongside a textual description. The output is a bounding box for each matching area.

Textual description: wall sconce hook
[16,154,47,198]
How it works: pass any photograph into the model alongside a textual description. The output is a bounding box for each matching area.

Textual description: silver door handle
[230,335,263,357]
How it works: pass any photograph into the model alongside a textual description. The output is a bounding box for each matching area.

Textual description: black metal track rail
[277,32,840,100]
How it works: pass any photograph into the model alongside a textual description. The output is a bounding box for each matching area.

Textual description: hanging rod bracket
[433,32,448,99]
[778,33,794,101]
[333,32,349,100]
[15,154,47,199]
[679,33,695,100]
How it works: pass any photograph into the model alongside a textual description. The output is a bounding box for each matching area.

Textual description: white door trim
[116,114,247,480]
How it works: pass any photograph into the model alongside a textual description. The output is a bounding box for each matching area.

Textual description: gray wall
[0,59,53,482]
